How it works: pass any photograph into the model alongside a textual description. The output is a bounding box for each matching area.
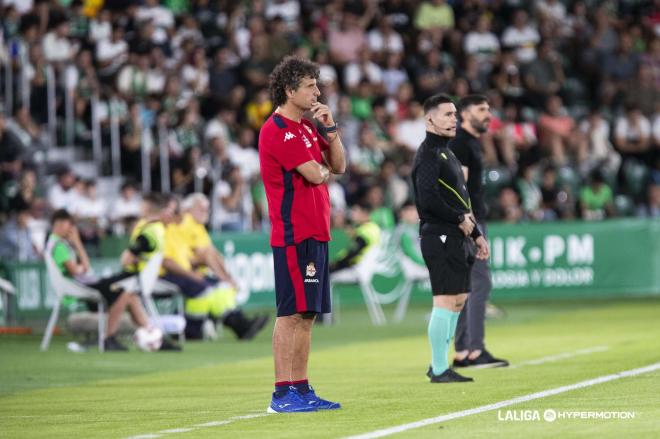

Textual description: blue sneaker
[267,389,318,413]
[292,386,341,410]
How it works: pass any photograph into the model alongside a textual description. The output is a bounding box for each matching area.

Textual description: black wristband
[325,124,338,133]
[471,223,482,240]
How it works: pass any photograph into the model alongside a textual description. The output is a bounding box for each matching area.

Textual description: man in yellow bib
[162,195,268,340]
[329,203,381,273]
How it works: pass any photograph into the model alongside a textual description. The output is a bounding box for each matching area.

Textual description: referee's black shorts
[421,233,476,295]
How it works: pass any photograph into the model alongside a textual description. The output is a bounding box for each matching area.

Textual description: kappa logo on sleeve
[284,131,296,142]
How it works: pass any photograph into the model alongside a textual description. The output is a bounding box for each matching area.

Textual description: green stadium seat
[483,167,513,201]
[557,166,582,196]
[614,194,634,217]
[601,167,619,193]
[623,160,650,198]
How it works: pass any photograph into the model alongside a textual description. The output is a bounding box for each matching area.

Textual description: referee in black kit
[412,94,490,383]
[451,95,509,369]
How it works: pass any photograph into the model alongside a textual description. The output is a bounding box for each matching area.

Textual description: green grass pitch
[1,299,659,438]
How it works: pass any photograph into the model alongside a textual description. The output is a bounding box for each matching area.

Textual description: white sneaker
[202,319,218,340]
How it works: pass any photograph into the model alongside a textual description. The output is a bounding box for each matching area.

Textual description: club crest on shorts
[306,262,316,277]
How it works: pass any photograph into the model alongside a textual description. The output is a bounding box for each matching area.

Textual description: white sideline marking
[509,346,610,369]
[193,420,231,427]
[126,413,269,439]
[345,362,660,439]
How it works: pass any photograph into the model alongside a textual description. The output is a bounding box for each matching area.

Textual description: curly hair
[268,56,320,108]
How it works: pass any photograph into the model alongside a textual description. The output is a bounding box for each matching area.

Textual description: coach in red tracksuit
[258,56,346,413]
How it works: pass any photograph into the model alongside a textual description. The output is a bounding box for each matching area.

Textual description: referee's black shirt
[449,127,487,221]
[412,131,472,236]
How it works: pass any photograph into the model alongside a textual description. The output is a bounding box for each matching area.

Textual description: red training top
[258,112,331,247]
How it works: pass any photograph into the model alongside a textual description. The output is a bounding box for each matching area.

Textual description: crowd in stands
[1,0,660,262]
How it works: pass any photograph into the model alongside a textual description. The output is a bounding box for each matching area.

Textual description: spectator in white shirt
[181,47,209,96]
[172,14,204,55]
[211,165,253,232]
[317,52,338,86]
[117,52,150,100]
[72,180,108,251]
[382,52,409,96]
[578,108,621,175]
[136,0,175,45]
[328,174,347,228]
[536,0,566,27]
[344,48,384,93]
[395,101,427,152]
[147,46,168,95]
[368,16,404,59]
[265,0,300,28]
[205,108,234,147]
[464,14,500,73]
[614,105,652,164]
[42,20,79,65]
[89,9,112,43]
[227,126,260,181]
[109,181,142,235]
[96,25,128,77]
[48,167,77,211]
[501,10,540,64]
[72,180,107,222]
[3,0,34,15]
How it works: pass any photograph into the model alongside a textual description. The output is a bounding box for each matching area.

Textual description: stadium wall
[2,219,659,328]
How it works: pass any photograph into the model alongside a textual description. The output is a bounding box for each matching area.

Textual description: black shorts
[420,234,476,295]
[85,271,134,309]
[272,238,331,317]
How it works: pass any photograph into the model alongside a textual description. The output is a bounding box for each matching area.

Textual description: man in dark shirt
[412,94,489,383]
[450,95,509,369]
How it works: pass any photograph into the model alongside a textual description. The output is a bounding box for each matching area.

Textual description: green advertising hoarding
[2,219,659,327]
[487,219,660,298]
[214,218,660,305]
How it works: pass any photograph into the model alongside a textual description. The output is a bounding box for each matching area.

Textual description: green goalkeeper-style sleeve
[52,241,73,277]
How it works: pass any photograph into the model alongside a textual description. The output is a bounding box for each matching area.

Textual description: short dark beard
[470,116,489,134]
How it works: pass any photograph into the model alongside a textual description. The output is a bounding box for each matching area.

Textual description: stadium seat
[557,166,582,195]
[330,231,410,326]
[562,77,588,107]
[41,250,107,352]
[614,194,635,217]
[601,167,619,193]
[393,252,426,324]
[112,253,186,343]
[623,160,650,198]
[483,166,513,201]
[0,277,16,326]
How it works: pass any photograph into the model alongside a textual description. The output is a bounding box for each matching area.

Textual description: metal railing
[110,100,122,178]
[1,49,176,193]
[141,126,151,192]
[158,119,170,193]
